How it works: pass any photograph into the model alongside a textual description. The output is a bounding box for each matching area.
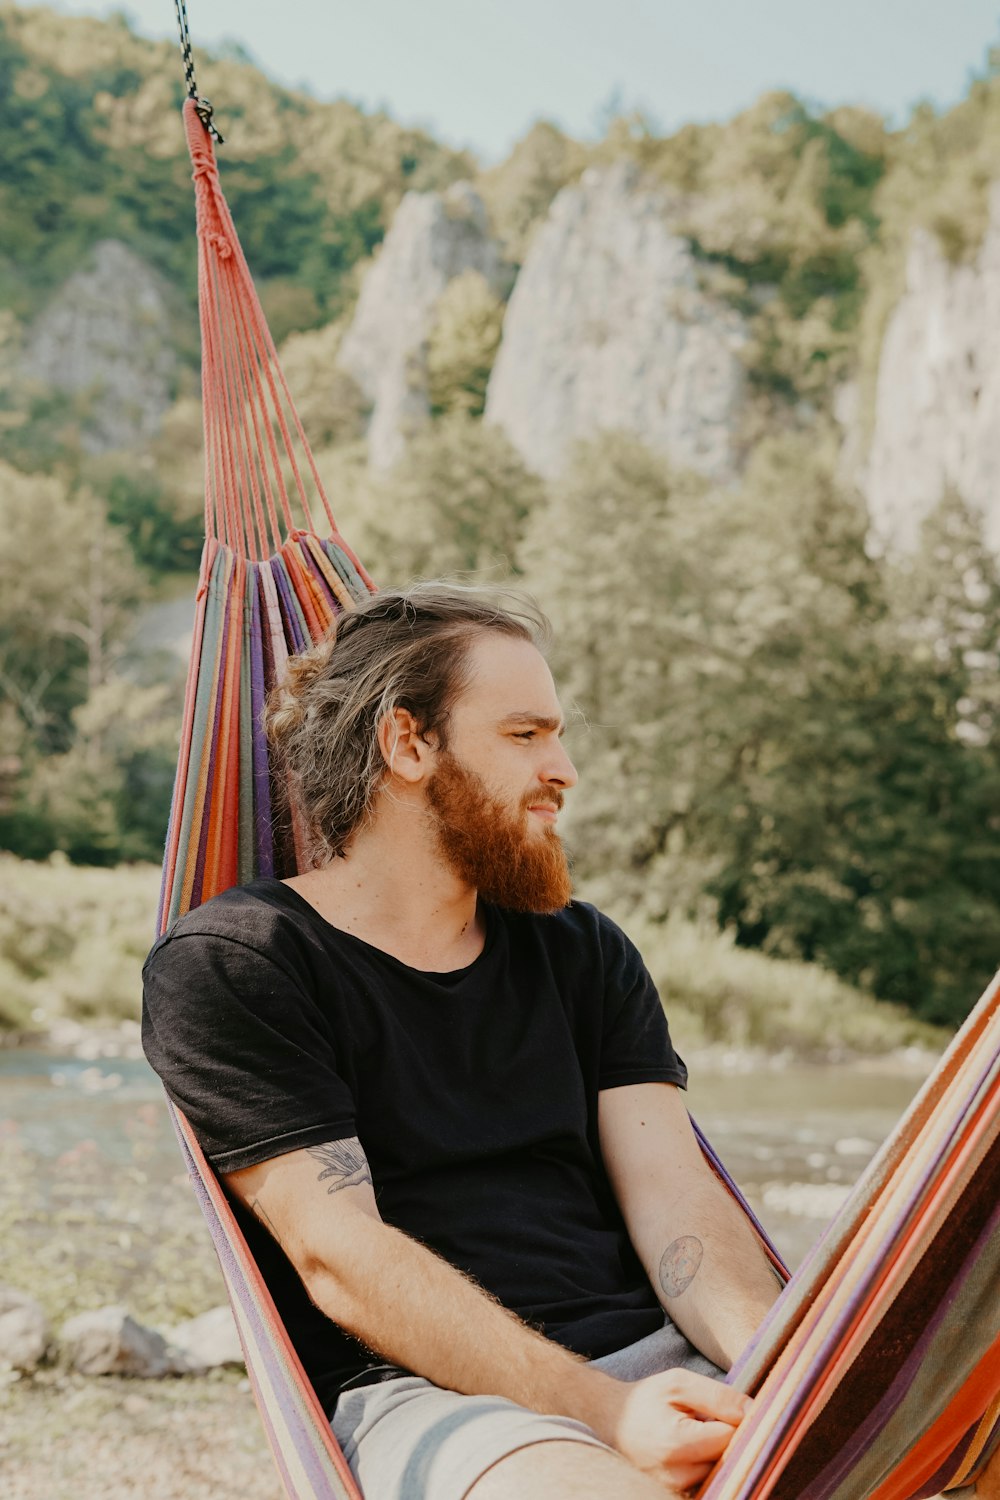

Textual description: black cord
[173,0,224,144]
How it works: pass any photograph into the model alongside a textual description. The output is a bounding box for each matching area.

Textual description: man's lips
[527,803,560,823]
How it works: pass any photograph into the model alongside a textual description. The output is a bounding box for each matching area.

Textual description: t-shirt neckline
[256,876,499,985]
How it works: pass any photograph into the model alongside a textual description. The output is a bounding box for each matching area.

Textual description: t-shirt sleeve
[597,914,688,1091]
[142,928,357,1173]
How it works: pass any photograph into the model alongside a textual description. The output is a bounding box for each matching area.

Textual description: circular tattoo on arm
[658,1235,704,1298]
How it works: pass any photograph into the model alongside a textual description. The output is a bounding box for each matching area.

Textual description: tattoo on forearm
[307,1138,373,1194]
[249,1197,284,1247]
[659,1235,704,1298]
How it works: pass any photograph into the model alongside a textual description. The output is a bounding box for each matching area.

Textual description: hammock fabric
[158,98,1000,1500]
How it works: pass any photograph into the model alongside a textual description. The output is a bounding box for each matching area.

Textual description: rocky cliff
[485,164,748,481]
[22,240,177,454]
[864,185,1000,552]
[337,183,505,469]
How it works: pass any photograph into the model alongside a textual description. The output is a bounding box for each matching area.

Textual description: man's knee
[975,1443,1000,1500]
[466,1439,670,1500]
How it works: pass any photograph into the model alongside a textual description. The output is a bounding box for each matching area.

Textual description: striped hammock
[158,98,1000,1500]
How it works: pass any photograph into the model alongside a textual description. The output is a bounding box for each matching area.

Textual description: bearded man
[142,586,782,1500]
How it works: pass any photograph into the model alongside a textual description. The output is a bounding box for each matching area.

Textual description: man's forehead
[459,634,562,716]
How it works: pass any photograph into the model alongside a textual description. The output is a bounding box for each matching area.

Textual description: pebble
[60,1306,189,1378]
[165,1306,244,1371]
[834,1136,877,1156]
[0,1285,51,1373]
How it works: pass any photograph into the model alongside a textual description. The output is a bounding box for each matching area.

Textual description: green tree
[276,321,370,452]
[0,466,144,749]
[888,490,1000,746]
[26,678,178,865]
[478,121,587,260]
[524,432,1000,1025]
[359,415,544,584]
[0,463,175,862]
[427,272,505,419]
[519,431,712,888]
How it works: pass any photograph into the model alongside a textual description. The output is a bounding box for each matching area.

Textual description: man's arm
[225,1135,752,1494]
[599,1082,783,1372]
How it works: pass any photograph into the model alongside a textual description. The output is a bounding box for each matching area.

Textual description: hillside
[1,5,999,1028]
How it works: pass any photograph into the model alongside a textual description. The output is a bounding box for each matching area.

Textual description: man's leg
[333,1375,617,1500]
[332,1322,723,1500]
[466,1439,672,1500]
[976,1444,1000,1500]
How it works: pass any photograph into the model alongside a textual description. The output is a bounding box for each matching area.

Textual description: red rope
[183,99,340,555]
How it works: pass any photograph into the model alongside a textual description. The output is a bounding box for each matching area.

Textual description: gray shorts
[331,1320,723,1500]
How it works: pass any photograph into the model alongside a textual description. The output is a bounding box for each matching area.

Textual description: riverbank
[0,857,959,1500]
[3,1371,280,1500]
[1,1044,939,1499]
[0,854,950,1061]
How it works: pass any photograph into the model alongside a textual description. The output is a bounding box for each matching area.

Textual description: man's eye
[513,730,535,741]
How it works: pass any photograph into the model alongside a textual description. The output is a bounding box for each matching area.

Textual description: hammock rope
[156,88,1000,1500]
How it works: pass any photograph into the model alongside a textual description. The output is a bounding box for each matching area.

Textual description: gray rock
[22,239,177,453]
[0,1285,51,1372]
[864,183,1000,553]
[338,183,505,469]
[60,1305,186,1378]
[164,1304,244,1371]
[485,163,747,480]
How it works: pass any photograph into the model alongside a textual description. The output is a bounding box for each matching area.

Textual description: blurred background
[1,2,1000,1493]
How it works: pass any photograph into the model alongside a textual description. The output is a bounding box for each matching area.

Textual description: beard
[425,751,573,914]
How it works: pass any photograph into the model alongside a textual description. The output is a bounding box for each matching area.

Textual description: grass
[0,1113,227,1332]
[0,855,161,1032]
[0,855,951,1057]
[616,910,950,1059]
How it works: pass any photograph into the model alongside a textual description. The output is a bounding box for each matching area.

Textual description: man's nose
[545,741,578,790]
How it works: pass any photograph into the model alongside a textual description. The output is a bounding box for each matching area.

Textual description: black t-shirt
[141,878,687,1415]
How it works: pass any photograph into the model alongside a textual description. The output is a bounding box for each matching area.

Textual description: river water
[0,1048,933,1280]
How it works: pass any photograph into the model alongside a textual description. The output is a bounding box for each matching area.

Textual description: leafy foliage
[0,463,179,863]
[0,5,470,324]
[355,414,544,583]
[427,271,505,418]
[525,433,1000,1025]
[2,6,1000,1035]
[478,120,587,260]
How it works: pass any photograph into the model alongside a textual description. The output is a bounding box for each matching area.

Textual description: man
[143,586,783,1500]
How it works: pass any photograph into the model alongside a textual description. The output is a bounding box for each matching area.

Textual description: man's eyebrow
[497,712,566,735]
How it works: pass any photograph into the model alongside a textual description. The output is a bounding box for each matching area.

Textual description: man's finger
[673,1380,753,1428]
[658,1415,740,1465]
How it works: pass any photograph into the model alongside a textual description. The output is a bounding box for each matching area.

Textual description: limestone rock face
[338,183,505,469]
[485,164,747,480]
[0,1285,51,1372]
[22,239,176,453]
[865,186,1000,552]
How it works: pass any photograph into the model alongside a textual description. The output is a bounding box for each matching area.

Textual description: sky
[21,0,1000,161]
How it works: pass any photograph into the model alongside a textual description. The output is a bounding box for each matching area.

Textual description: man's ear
[377,707,436,783]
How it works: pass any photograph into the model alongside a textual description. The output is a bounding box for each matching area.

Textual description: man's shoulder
[144,879,308,972]
[496,899,630,962]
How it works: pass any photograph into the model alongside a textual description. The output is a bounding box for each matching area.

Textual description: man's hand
[602,1369,751,1493]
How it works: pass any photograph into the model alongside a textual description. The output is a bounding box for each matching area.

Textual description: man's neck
[283,807,485,974]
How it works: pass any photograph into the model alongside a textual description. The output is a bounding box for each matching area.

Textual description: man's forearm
[641,1176,782,1370]
[300,1207,626,1443]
